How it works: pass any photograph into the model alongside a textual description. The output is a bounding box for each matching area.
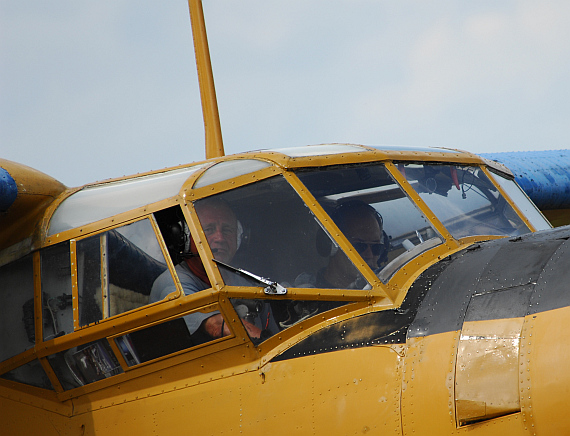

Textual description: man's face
[343,212,383,270]
[198,202,238,263]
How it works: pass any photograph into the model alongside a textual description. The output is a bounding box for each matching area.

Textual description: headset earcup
[316,228,337,257]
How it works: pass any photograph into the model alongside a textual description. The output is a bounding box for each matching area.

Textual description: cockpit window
[295,164,442,283]
[486,170,551,231]
[397,163,531,239]
[78,218,172,327]
[0,254,34,363]
[193,175,368,290]
[191,176,362,345]
[41,243,74,340]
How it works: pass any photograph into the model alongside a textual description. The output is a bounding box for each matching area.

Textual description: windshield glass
[295,163,442,282]
[193,175,367,290]
[486,170,551,231]
[397,163,531,239]
[192,176,361,345]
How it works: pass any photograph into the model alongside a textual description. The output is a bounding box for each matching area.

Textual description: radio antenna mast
[188,0,225,159]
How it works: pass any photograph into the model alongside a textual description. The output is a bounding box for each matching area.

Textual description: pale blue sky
[2,1,570,186]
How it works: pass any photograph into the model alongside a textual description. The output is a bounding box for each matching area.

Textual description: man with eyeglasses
[282,200,389,327]
[322,201,386,288]
[295,200,387,290]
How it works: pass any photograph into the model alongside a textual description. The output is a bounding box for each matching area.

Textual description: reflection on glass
[77,218,172,326]
[115,309,228,366]
[48,339,122,390]
[194,176,368,290]
[48,164,206,235]
[367,145,458,154]
[230,298,350,345]
[487,170,551,231]
[1,359,53,390]
[398,163,531,239]
[41,243,74,340]
[77,235,102,326]
[296,164,442,282]
[270,144,364,157]
[108,220,170,317]
[0,254,34,362]
[193,159,271,188]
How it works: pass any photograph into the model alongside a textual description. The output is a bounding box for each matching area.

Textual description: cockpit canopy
[0,145,552,392]
[197,160,547,290]
[43,148,550,293]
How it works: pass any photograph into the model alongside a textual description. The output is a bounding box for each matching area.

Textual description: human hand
[242,319,262,338]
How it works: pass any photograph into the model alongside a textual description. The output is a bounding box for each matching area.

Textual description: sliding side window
[78,218,173,326]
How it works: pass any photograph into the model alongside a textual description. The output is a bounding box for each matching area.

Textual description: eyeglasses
[351,241,385,256]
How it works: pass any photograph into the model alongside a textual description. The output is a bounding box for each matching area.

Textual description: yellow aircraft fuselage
[1,145,568,435]
[2,2,569,434]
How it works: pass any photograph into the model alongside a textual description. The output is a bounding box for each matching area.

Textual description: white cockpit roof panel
[48,165,206,235]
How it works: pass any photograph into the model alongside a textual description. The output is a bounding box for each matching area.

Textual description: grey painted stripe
[530,237,570,315]
[410,227,570,338]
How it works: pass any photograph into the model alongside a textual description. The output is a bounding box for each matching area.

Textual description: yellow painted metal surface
[0,145,566,435]
[456,318,524,425]
[520,306,570,435]
[2,395,73,435]
[542,208,570,227]
[0,159,66,262]
[2,343,403,435]
[7,309,567,435]
[402,332,529,435]
[1,0,567,432]
[0,250,568,434]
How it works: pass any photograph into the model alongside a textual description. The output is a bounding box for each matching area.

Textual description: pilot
[150,198,264,340]
[282,200,387,328]
[297,200,387,289]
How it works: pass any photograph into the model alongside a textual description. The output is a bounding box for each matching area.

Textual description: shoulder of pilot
[294,272,317,288]
[175,262,209,293]
[150,262,204,302]
[149,267,175,302]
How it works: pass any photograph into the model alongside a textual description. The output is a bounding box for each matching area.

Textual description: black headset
[317,200,390,268]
